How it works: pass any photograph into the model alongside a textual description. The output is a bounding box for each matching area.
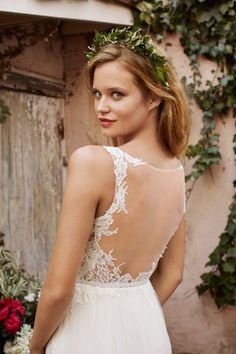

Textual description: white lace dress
[45,145,186,354]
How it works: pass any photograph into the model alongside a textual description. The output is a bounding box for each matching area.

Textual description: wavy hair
[86,41,191,158]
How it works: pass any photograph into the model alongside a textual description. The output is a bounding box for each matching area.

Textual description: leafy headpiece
[86,27,169,88]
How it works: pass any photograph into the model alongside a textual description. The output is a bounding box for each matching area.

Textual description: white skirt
[45,279,172,354]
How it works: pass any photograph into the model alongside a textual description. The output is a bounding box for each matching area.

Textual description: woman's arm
[29,146,103,353]
[150,215,185,305]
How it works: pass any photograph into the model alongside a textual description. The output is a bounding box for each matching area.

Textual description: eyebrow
[91,86,126,92]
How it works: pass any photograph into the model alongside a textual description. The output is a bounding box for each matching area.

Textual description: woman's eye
[92,90,101,98]
[112,91,123,99]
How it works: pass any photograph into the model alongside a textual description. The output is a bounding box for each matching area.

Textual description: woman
[29,27,190,354]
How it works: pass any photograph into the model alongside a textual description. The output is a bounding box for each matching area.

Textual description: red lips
[99,117,116,122]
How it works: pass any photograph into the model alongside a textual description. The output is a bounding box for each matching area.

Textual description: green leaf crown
[86,27,169,88]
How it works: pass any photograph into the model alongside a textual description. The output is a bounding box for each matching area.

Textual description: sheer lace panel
[77,145,185,284]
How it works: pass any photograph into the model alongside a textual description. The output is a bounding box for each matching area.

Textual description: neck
[114,111,172,159]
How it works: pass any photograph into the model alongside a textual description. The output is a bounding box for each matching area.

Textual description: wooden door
[0,90,64,278]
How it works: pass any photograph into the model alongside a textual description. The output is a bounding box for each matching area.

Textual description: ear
[148,96,162,111]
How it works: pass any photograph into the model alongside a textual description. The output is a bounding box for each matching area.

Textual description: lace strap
[118,150,147,167]
[103,145,126,181]
[102,146,128,214]
[103,146,147,166]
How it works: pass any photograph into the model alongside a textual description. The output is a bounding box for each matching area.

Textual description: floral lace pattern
[76,146,158,285]
[69,279,152,311]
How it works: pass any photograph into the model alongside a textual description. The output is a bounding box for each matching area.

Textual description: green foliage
[0,246,41,325]
[0,98,10,123]
[133,0,236,178]
[86,27,169,87]
[132,0,236,308]
[196,194,236,308]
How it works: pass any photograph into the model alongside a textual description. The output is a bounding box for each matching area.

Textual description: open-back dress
[45,145,186,354]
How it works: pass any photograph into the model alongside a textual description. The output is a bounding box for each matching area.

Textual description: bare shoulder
[69,145,112,167]
[68,145,114,184]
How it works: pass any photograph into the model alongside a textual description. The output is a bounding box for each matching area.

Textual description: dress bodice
[76,145,186,285]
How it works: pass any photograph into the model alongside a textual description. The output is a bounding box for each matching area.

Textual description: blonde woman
[29,28,191,354]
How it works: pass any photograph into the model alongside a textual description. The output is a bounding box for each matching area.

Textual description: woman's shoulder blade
[69,145,115,180]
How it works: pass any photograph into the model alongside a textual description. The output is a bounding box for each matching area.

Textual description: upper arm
[157,215,185,280]
[42,145,104,297]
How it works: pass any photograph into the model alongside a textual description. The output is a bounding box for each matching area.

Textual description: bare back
[77,145,186,284]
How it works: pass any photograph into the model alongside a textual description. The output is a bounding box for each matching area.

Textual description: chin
[100,129,123,139]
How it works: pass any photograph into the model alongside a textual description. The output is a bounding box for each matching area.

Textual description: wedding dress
[45,145,186,354]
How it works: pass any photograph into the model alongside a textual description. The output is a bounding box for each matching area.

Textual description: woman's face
[91,60,158,139]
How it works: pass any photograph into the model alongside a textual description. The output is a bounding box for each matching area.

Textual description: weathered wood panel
[0,90,64,279]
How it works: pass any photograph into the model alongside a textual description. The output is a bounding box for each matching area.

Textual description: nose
[95,96,110,113]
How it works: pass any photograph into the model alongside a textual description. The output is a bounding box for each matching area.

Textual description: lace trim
[77,146,158,284]
[76,278,149,287]
[69,280,151,309]
[118,150,147,167]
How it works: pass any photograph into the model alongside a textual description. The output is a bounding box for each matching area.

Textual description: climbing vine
[0,2,235,308]
[120,0,236,308]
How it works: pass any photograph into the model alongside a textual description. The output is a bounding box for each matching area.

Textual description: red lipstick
[99,118,116,127]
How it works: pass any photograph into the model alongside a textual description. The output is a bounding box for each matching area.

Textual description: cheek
[112,97,146,118]
[113,102,147,133]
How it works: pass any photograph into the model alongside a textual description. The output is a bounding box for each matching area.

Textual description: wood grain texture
[0,90,64,279]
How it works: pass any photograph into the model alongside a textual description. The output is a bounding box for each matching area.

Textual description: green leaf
[196,283,209,295]
[207,248,222,265]
[140,12,151,25]
[223,262,235,273]
[227,247,236,258]
[219,4,229,15]
[218,42,225,51]
[136,1,153,13]
[197,11,213,23]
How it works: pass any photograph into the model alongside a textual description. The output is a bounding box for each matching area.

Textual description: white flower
[37,289,41,300]
[4,324,33,354]
[24,292,36,302]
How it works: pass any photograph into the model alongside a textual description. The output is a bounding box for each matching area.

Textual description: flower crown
[86,27,169,88]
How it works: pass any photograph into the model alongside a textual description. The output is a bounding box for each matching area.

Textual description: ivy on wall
[0,2,235,308]
[121,0,236,308]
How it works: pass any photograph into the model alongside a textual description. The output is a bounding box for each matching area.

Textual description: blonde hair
[86,42,191,158]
